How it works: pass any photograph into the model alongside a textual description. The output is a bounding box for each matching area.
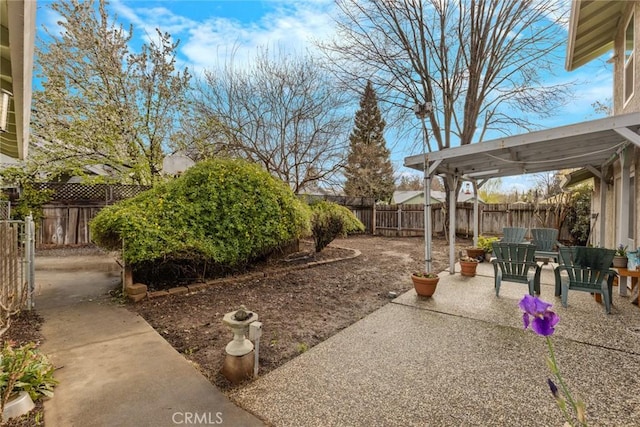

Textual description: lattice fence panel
[33,183,151,202]
[0,201,9,220]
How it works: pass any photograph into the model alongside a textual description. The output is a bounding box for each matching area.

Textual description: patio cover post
[598,169,607,248]
[619,148,631,296]
[423,158,432,273]
[447,175,458,274]
[415,102,434,273]
[472,180,479,247]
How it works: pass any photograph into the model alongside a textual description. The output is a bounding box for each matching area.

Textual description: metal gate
[0,215,35,334]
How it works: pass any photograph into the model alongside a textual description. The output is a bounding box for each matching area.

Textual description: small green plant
[615,244,628,257]
[477,235,499,253]
[412,272,438,278]
[0,341,58,421]
[108,287,127,305]
[297,342,309,353]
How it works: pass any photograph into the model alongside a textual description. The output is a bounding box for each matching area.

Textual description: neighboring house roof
[0,0,36,160]
[566,0,628,71]
[560,168,598,189]
[162,151,195,176]
[392,190,425,204]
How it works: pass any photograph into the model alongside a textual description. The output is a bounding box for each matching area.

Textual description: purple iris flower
[519,294,560,336]
[547,378,559,399]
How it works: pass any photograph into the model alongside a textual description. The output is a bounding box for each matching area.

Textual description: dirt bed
[131,235,471,391]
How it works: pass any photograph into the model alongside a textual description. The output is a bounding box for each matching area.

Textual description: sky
[34,0,616,194]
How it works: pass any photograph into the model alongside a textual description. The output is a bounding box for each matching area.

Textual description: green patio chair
[531,228,560,262]
[501,227,527,243]
[491,242,542,296]
[554,246,617,314]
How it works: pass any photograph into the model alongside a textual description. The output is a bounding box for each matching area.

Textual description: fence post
[25,215,35,310]
[371,204,376,235]
[397,205,402,236]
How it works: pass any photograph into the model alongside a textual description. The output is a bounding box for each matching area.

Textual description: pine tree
[343,81,394,202]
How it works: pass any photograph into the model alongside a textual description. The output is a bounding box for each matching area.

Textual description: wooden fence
[17,183,576,246]
[39,203,106,246]
[371,202,573,241]
[33,183,150,247]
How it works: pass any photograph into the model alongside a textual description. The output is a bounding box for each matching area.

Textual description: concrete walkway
[35,254,263,427]
[230,262,640,426]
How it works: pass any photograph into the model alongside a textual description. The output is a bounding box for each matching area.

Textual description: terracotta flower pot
[466,248,485,260]
[411,274,439,297]
[460,260,478,277]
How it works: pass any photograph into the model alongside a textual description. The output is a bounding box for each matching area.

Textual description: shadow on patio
[230,261,640,426]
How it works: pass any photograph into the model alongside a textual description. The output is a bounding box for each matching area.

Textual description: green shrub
[477,235,499,253]
[566,184,592,246]
[90,158,310,274]
[310,201,364,252]
[0,341,58,417]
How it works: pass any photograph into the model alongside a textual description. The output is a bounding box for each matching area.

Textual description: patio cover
[403,113,640,274]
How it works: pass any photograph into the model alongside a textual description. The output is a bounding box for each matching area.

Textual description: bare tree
[533,171,564,199]
[322,0,571,230]
[325,0,570,148]
[31,0,191,184]
[397,174,444,191]
[191,48,352,193]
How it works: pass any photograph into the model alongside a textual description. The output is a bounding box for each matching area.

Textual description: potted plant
[613,244,628,268]
[411,272,439,297]
[459,255,479,277]
[0,342,58,423]
[465,247,485,261]
[477,236,499,261]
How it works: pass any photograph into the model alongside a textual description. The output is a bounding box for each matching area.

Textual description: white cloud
[108,0,337,74]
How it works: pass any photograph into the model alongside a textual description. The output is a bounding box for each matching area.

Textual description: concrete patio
[230,261,640,426]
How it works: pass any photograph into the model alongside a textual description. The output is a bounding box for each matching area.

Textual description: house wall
[613,2,640,114]
[599,1,640,251]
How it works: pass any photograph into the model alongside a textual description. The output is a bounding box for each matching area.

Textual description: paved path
[36,254,263,427]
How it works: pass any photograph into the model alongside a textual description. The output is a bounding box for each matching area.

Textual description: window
[624,13,635,103]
